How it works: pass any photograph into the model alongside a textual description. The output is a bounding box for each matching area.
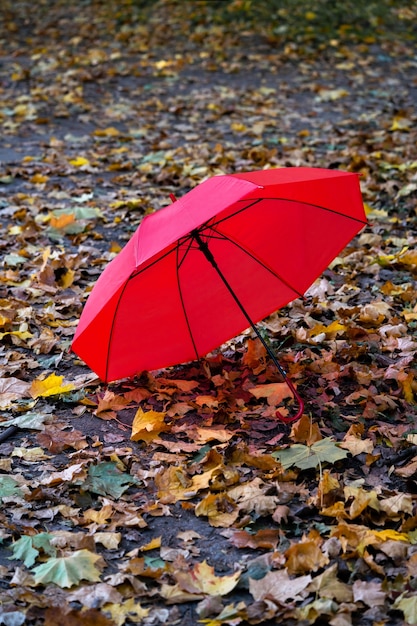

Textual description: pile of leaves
[0,1,417,624]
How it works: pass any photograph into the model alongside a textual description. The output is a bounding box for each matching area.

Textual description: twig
[0,426,19,443]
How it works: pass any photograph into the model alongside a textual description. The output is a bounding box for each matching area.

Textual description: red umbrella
[72,167,366,422]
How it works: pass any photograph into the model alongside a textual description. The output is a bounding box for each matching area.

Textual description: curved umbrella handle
[275,373,305,423]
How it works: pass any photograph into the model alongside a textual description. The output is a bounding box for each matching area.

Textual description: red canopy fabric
[72,167,366,382]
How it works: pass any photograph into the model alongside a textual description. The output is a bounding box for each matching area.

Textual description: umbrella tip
[169,193,177,203]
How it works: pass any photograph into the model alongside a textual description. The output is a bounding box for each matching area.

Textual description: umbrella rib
[175,243,200,361]
[207,225,305,299]
[103,279,131,383]
[209,197,368,231]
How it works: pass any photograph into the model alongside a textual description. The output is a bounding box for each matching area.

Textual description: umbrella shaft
[192,230,288,379]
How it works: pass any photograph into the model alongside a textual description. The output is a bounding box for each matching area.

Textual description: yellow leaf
[390,116,411,131]
[195,493,238,528]
[175,560,240,596]
[130,408,167,442]
[344,486,379,519]
[30,373,75,398]
[230,122,247,132]
[83,504,113,524]
[30,173,49,184]
[52,268,73,289]
[309,320,346,338]
[93,126,120,137]
[373,529,409,543]
[0,330,33,342]
[155,465,195,503]
[69,156,90,167]
[105,598,150,626]
[140,536,161,551]
[11,447,50,461]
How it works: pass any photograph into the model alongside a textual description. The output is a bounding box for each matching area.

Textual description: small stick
[0,426,19,443]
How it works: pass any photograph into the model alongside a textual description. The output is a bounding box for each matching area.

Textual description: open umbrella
[72,167,366,421]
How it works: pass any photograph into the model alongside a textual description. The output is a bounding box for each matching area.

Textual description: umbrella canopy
[72,167,366,385]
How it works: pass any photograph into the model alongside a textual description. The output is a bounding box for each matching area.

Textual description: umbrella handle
[275,374,305,423]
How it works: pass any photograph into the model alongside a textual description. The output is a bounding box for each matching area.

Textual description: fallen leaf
[32,549,103,588]
[130,408,168,442]
[30,373,75,398]
[175,560,240,596]
[273,438,348,470]
[249,569,311,603]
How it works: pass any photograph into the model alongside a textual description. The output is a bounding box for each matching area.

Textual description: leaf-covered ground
[1,1,417,624]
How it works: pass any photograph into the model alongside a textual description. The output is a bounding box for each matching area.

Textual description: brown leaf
[37,426,88,453]
[285,535,329,575]
[352,580,386,606]
[290,414,322,445]
[0,377,31,408]
[249,569,311,603]
[44,608,115,626]
[228,529,281,550]
[249,382,293,406]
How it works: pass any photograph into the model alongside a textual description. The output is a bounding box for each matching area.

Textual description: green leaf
[0,476,23,501]
[32,549,102,588]
[81,462,137,499]
[272,437,348,470]
[9,533,56,568]
[1,411,50,431]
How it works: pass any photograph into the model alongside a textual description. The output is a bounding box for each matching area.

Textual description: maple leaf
[32,549,103,588]
[175,560,240,596]
[130,407,168,442]
[195,493,239,528]
[249,382,293,406]
[227,477,279,516]
[307,563,353,602]
[228,529,281,550]
[1,411,51,431]
[30,373,75,399]
[94,389,129,420]
[0,476,23,501]
[352,580,386,606]
[9,533,55,568]
[0,376,31,408]
[273,438,348,470]
[81,462,138,499]
[249,569,311,603]
[104,597,150,625]
[285,539,329,574]
[290,413,322,446]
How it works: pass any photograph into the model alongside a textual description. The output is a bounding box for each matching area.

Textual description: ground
[0,1,417,625]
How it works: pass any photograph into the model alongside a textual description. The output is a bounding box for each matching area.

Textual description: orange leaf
[49,213,75,230]
[249,382,293,406]
[285,540,329,575]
